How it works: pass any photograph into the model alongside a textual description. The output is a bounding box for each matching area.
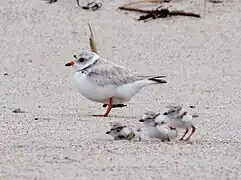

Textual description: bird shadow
[83,113,138,119]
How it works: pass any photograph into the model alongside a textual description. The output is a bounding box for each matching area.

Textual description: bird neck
[76,58,99,73]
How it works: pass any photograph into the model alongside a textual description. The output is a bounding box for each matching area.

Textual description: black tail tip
[149,78,167,84]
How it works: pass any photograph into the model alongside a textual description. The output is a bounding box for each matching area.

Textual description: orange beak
[65,60,75,67]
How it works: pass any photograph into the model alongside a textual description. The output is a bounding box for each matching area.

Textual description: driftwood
[88,23,98,54]
[119,1,201,21]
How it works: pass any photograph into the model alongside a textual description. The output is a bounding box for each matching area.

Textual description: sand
[1,0,241,179]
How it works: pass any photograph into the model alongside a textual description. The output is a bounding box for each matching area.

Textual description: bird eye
[73,55,77,59]
[79,58,85,63]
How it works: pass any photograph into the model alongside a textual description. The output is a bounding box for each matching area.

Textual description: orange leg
[93,98,113,117]
[179,129,189,141]
[185,125,196,141]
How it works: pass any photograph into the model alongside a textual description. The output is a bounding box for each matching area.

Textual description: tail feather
[149,76,167,84]
[151,75,166,78]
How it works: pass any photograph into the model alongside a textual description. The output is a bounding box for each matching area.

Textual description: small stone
[64,157,68,159]
[34,117,38,120]
[4,73,8,76]
[189,105,195,108]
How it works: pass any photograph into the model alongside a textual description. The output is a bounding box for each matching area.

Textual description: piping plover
[139,111,178,141]
[65,51,167,117]
[106,123,142,141]
[163,105,199,141]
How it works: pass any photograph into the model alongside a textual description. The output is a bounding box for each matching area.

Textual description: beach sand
[1,0,241,179]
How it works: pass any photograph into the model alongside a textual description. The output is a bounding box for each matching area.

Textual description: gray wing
[87,64,146,87]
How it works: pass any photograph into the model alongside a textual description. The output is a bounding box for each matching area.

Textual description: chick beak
[106,131,110,134]
[65,61,75,67]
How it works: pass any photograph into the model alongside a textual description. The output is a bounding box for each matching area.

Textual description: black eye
[73,55,77,59]
[79,58,85,63]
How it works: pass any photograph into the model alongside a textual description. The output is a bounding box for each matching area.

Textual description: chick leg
[185,125,196,141]
[179,129,189,141]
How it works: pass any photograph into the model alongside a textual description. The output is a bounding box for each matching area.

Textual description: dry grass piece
[88,23,98,54]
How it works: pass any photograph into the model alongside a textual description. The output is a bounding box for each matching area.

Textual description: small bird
[65,51,167,117]
[163,105,199,141]
[139,111,178,141]
[106,123,142,141]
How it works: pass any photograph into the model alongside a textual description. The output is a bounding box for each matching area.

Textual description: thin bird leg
[185,125,196,141]
[93,98,113,117]
[179,129,189,141]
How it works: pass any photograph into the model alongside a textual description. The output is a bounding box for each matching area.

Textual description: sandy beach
[1,0,241,179]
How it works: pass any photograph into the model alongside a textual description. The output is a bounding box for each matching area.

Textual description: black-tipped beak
[163,112,168,115]
[139,119,144,122]
[65,61,74,67]
[106,131,110,134]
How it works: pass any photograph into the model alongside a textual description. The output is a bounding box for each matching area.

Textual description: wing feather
[87,64,144,87]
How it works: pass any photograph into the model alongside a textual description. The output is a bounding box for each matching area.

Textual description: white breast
[74,72,126,104]
[145,126,166,139]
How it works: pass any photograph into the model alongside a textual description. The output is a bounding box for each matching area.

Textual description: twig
[120,0,165,7]
[119,0,200,20]
[119,6,201,20]
[209,0,223,3]
[88,23,98,54]
[76,0,80,6]
[169,10,201,18]
[119,6,152,13]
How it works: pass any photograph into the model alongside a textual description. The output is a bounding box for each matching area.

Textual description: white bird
[105,123,142,141]
[65,51,167,117]
[162,105,199,141]
[139,111,178,141]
